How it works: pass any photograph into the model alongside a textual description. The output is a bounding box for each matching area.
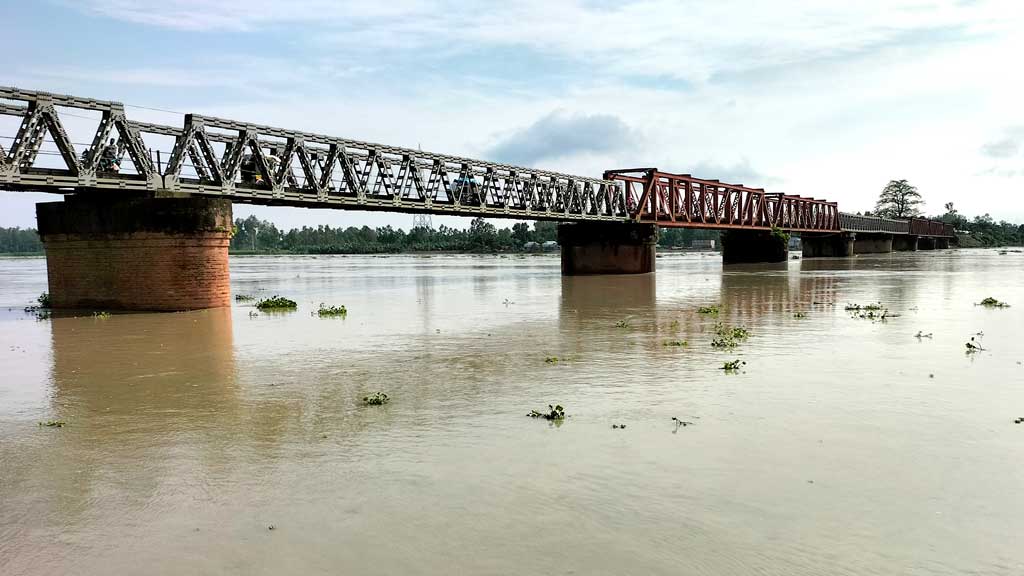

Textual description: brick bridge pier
[36,196,232,311]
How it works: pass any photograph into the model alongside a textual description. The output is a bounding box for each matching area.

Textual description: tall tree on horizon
[874,179,923,219]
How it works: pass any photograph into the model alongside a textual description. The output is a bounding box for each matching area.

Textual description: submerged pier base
[720,229,789,264]
[801,232,855,258]
[36,196,233,311]
[853,233,893,254]
[557,222,657,275]
[893,235,919,252]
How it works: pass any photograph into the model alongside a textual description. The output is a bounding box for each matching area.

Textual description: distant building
[690,239,716,250]
[541,240,559,252]
[523,241,540,251]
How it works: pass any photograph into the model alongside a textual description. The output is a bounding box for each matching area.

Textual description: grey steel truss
[0,86,628,222]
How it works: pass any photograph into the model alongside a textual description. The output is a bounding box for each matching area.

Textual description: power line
[124,103,185,116]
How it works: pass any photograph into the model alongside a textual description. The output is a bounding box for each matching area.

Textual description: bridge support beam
[853,233,893,254]
[893,235,918,251]
[801,232,855,258]
[557,222,657,275]
[935,237,951,249]
[918,237,937,250]
[36,196,233,311]
[720,229,789,264]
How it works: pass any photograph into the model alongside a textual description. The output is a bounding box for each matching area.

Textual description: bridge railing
[838,213,955,237]
[839,213,910,234]
[909,218,955,237]
[604,168,840,232]
[0,86,629,222]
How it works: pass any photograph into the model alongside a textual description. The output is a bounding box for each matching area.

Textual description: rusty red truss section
[604,168,841,232]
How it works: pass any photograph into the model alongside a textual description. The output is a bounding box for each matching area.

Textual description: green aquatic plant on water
[37,292,51,308]
[721,359,746,372]
[528,404,565,421]
[697,305,720,316]
[793,311,807,319]
[844,303,884,312]
[544,356,559,364]
[234,294,255,302]
[93,311,111,319]
[38,420,65,427]
[846,303,896,321]
[316,303,348,317]
[711,337,736,349]
[977,297,1010,308]
[614,319,630,328]
[363,392,389,405]
[711,323,750,348]
[255,296,298,311]
[716,324,749,340]
[965,336,985,354]
[662,340,688,347]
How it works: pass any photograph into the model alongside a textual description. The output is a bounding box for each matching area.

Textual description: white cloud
[73,0,1022,83]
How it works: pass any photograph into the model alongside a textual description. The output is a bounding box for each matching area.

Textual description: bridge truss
[606,168,840,232]
[0,87,628,222]
[0,86,952,236]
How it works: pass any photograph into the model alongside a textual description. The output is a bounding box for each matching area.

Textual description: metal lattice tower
[412,214,433,229]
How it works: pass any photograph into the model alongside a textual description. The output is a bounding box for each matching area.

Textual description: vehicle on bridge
[449,176,481,205]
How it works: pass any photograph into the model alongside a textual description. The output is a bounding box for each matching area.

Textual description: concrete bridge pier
[934,237,951,249]
[801,232,855,258]
[557,222,657,275]
[720,229,789,264]
[853,233,893,254]
[893,235,918,251]
[36,196,233,311]
[918,237,937,250]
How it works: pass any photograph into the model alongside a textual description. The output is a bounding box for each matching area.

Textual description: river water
[1,250,1022,575]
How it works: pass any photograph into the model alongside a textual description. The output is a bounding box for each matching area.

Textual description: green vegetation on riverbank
[3,203,1021,257]
[0,227,43,254]
[229,216,721,254]
[934,204,1024,247]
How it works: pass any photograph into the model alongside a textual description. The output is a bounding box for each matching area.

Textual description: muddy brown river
[1,250,1022,575]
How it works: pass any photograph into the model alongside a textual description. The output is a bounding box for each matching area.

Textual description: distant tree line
[0,227,43,253]
[230,216,722,254]
[934,203,1024,247]
[230,216,561,254]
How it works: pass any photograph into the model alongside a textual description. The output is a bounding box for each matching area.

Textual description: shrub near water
[255,296,297,311]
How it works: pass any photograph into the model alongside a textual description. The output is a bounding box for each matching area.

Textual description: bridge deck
[0,86,952,237]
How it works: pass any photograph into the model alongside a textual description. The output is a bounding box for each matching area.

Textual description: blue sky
[2,0,1023,229]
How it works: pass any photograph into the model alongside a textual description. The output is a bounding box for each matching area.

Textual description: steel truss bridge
[0,87,952,237]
